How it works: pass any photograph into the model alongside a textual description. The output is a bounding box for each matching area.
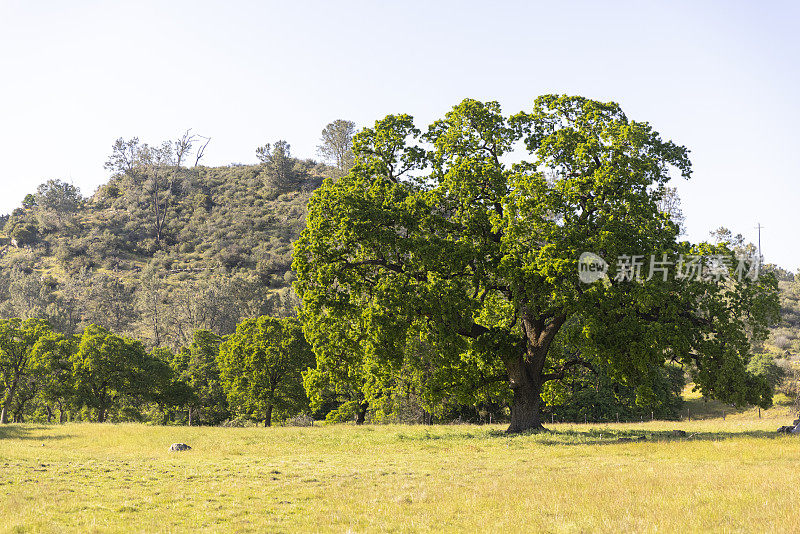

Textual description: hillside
[0,157,329,348]
[769,278,800,354]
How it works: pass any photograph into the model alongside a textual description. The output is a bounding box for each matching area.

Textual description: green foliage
[294,95,780,432]
[0,318,52,422]
[218,316,314,426]
[318,119,356,178]
[29,330,79,421]
[747,352,784,389]
[9,222,38,246]
[172,330,229,425]
[33,179,83,232]
[21,194,36,210]
[256,140,295,191]
[542,363,685,422]
[71,324,172,422]
[768,275,800,354]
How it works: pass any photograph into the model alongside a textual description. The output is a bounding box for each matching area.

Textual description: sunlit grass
[1,408,799,533]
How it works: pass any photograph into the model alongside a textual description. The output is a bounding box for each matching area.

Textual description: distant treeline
[0,315,309,426]
[0,314,691,426]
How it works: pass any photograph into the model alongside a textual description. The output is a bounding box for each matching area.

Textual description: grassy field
[1,404,799,533]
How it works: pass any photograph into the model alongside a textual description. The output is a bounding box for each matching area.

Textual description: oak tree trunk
[356,400,368,425]
[0,379,19,424]
[506,356,545,433]
[505,312,566,433]
[265,404,273,427]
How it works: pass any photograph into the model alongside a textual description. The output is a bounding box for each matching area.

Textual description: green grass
[1,409,799,533]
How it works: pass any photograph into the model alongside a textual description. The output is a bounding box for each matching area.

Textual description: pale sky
[1,0,798,270]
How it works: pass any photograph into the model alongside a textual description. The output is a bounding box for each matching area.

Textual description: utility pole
[755,222,764,261]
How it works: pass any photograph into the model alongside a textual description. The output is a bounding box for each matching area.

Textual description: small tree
[256,140,294,190]
[30,330,78,423]
[104,131,206,246]
[218,316,313,426]
[34,179,83,231]
[318,120,356,178]
[71,324,170,422]
[747,352,784,389]
[148,347,193,425]
[0,318,51,423]
[172,330,229,425]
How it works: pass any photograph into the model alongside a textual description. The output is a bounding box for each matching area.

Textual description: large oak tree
[293,95,779,432]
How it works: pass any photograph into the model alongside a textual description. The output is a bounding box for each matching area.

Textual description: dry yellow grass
[1,406,799,533]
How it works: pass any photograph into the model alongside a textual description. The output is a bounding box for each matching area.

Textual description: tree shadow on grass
[393,427,787,444]
[396,429,485,441]
[0,424,72,441]
[526,428,789,446]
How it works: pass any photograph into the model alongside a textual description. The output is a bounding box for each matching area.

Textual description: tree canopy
[0,318,52,423]
[218,316,314,426]
[71,324,171,422]
[318,119,356,179]
[293,95,780,432]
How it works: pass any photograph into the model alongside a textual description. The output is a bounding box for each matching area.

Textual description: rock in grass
[169,443,192,452]
[670,430,687,437]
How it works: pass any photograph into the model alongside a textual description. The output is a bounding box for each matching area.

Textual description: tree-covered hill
[768,277,800,355]
[0,140,332,349]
